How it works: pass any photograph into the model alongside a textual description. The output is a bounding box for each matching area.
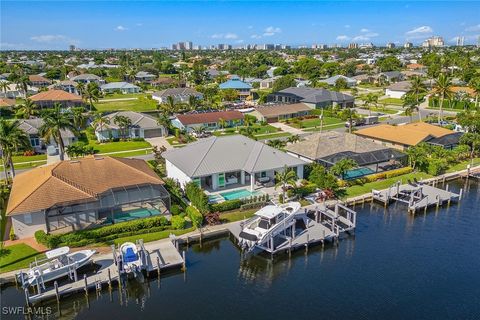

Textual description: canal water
[2,179,480,319]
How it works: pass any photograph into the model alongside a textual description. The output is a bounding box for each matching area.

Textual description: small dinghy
[120,242,142,276]
[17,246,96,288]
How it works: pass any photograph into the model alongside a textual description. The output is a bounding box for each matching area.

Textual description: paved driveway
[145,137,173,150]
[269,122,304,135]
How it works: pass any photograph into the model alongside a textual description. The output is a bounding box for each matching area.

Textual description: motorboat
[119,242,143,276]
[238,202,301,251]
[17,246,96,288]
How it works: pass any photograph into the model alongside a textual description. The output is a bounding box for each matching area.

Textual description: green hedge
[186,205,203,227]
[171,215,186,229]
[185,182,210,214]
[210,199,243,212]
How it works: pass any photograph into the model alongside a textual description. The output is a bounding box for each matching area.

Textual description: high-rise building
[69,45,76,51]
[477,36,480,48]
[455,36,465,46]
[422,36,444,48]
[386,42,395,48]
[404,42,413,49]
[348,43,358,49]
[359,43,374,49]
[185,41,193,50]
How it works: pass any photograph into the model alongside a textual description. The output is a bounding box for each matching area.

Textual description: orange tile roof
[29,89,82,102]
[7,156,163,216]
[355,122,454,146]
[0,98,16,107]
[450,86,475,97]
[28,75,51,83]
[406,63,425,70]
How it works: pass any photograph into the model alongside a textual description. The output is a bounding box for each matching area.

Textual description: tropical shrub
[210,199,243,212]
[186,205,203,227]
[170,204,182,215]
[184,182,210,214]
[171,215,186,230]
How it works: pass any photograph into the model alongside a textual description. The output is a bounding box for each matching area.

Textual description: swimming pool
[111,208,161,223]
[218,188,263,201]
[343,167,375,180]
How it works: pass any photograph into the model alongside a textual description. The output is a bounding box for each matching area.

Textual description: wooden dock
[21,239,184,305]
[372,181,461,213]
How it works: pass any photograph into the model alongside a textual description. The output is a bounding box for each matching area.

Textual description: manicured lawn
[379,98,404,106]
[0,244,45,273]
[303,123,346,132]
[113,227,196,245]
[100,93,145,100]
[220,208,258,223]
[95,98,158,112]
[288,117,344,129]
[0,154,47,166]
[446,158,480,173]
[88,140,151,154]
[255,132,291,140]
[343,172,433,198]
[166,136,195,146]
[367,107,400,114]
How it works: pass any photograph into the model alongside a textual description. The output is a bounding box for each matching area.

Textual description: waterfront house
[18,118,77,152]
[251,103,312,123]
[6,156,170,238]
[286,131,405,177]
[355,122,461,151]
[163,135,307,191]
[94,111,167,141]
[70,73,105,85]
[268,87,354,109]
[48,80,80,95]
[135,71,157,83]
[219,76,252,100]
[29,89,83,108]
[152,88,203,104]
[171,110,244,133]
[0,80,38,98]
[100,82,141,94]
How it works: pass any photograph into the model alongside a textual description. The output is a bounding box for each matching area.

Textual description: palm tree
[403,94,420,122]
[0,119,30,180]
[16,99,38,119]
[330,158,357,180]
[339,107,358,134]
[188,95,198,111]
[16,75,30,98]
[406,76,427,122]
[287,134,300,144]
[460,133,480,166]
[71,107,87,130]
[364,93,378,116]
[92,112,110,140]
[468,77,480,109]
[0,81,10,95]
[162,96,177,115]
[39,103,76,161]
[432,73,453,125]
[267,139,286,149]
[113,115,132,139]
[218,118,227,131]
[84,82,101,111]
[274,165,298,202]
[156,112,171,134]
[77,82,85,97]
[232,119,240,131]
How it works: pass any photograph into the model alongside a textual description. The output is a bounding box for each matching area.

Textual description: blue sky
[1,1,479,50]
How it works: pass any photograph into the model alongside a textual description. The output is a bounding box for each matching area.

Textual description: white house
[94,111,167,141]
[152,88,203,104]
[18,118,77,152]
[163,135,307,192]
[101,82,141,94]
[385,81,411,99]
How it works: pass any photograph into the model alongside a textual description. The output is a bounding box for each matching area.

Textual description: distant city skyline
[1,1,479,50]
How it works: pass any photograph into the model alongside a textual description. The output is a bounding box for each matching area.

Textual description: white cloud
[353,35,370,41]
[235,39,244,44]
[115,25,128,31]
[250,34,262,39]
[263,26,281,36]
[211,33,238,40]
[247,25,253,29]
[360,28,370,33]
[465,24,480,32]
[344,24,350,29]
[336,35,350,41]
[406,26,433,35]
[30,35,68,43]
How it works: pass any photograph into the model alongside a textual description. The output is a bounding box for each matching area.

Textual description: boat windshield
[123,248,138,263]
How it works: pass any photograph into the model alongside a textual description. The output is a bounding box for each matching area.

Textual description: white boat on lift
[119,242,143,276]
[238,202,301,251]
[17,246,96,288]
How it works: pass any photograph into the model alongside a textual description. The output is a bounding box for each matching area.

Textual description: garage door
[144,128,164,138]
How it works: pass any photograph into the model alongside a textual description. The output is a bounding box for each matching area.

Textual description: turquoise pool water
[343,167,375,180]
[112,208,161,223]
[219,188,263,201]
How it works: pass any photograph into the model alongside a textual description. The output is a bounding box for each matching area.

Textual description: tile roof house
[172,110,244,133]
[29,89,83,108]
[6,156,170,238]
[355,122,460,151]
[286,131,405,176]
[252,103,312,123]
[0,97,16,109]
[28,75,51,88]
[163,135,307,191]
[152,88,203,104]
[94,111,167,141]
[100,82,141,94]
[18,118,77,152]
[268,87,354,109]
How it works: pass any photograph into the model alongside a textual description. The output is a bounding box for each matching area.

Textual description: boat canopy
[45,246,70,259]
[255,205,284,219]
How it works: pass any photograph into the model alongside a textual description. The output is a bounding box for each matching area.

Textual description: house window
[24,213,32,224]
[261,171,267,178]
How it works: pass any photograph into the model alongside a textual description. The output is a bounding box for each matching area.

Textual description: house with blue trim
[219,76,252,100]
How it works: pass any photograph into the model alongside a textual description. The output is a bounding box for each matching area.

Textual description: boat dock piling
[372,181,461,214]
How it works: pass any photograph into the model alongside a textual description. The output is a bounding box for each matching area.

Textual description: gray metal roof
[275,87,354,104]
[102,111,162,130]
[163,135,307,177]
[18,118,75,138]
